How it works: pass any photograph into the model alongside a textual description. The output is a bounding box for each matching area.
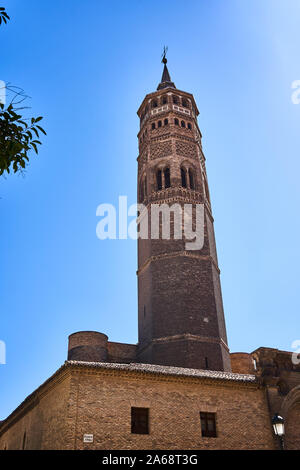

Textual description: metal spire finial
[157,46,176,90]
[161,46,168,64]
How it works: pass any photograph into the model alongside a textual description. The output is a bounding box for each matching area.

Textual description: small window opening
[157,170,162,191]
[200,412,217,438]
[181,168,187,188]
[189,169,195,190]
[131,407,149,435]
[164,168,171,189]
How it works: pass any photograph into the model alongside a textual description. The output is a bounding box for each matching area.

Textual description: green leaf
[36,125,47,135]
[32,127,40,138]
[31,142,38,154]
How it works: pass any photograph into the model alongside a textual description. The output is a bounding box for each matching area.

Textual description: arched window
[157,170,162,190]
[152,99,158,108]
[158,120,162,128]
[187,123,192,130]
[189,169,195,190]
[164,168,171,189]
[174,118,179,126]
[173,95,179,104]
[181,168,187,188]
[182,98,188,108]
[181,120,185,128]
[164,118,168,126]
[144,176,147,198]
[151,122,155,130]
[161,95,167,105]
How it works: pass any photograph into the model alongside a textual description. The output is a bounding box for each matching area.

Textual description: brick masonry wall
[285,402,300,449]
[68,367,275,450]
[107,342,137,363]
[231,353,255,374]
[0,372,72,450]
[137,87,231,371]
[2,364,300,450]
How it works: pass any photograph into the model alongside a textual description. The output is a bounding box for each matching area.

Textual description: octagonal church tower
[136,56,231,371]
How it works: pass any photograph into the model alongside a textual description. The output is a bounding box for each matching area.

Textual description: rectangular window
[131,407,149,434]
[200,412,217,438]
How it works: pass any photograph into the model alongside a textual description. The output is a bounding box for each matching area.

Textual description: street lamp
[272,414,285,450]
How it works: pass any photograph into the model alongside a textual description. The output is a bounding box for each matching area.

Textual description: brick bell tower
[136,53,231,372]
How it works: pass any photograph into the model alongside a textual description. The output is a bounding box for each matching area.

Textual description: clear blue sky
[1,0,300,419]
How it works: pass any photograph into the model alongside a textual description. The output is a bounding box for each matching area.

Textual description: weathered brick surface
[107,342,137,363]
[285,402,300,449]
[137,86,231,371]
[71,369,275,450]
[1,365,277,450]
[1,362,299,449]
[231,353,255,374]
[68,331,108,362]
[67,332,138,364]
[249,347,300,449]
[0,364,273,450]
[175,140,198,159]
[150,140,172,160]
[0,371,72,450]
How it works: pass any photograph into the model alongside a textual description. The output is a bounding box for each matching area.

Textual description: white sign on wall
[83,434,94,443]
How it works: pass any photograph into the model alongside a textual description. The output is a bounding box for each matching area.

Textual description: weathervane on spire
[157,46,175,90]
[161,46,168,64]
